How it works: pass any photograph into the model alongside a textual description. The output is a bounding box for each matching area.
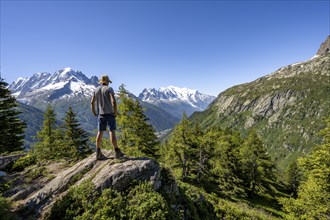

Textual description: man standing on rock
[91,74,124,160]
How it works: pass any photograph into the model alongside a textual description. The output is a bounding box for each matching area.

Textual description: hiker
[90,74,124,160]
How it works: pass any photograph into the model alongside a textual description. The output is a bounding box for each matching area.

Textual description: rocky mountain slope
[191,36,330,168]
[139,86,215,119]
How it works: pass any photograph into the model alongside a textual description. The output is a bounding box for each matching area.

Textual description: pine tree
[191,123,209,185]
[63,107,91,158]
[32,105,62,159]
[286,160,302,198]
[117,84,159,158]
[0,77,26,153]
[240,130,275,198]
[210,128,245,197]
[197,127,219,188]
[166,113,201,181]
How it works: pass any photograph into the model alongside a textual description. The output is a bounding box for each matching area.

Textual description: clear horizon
[1,0,329,96]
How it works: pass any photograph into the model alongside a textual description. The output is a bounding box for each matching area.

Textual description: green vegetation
[31,105,91,161]
[9,154,37,173]
[240,131,276,198]
[1,68,329,219]
[0,77,26,153]
[285,161,302,198]
[117,84,160,158]
[190,55,330,169]
[159,115,285,218]
[279,117,330,219]
[162,116,277,199]
[32,105,63,160]
[0,196,15,220]
[47,180,169,220]
[62,107,91,157]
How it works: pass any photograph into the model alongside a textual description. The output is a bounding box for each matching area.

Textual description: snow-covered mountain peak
[138,86,216,118]
[33,72,50,78]
[140,86,212,102]
[159,86,198,98]
[158,86,198,100]
[61,67,73,74]
[159,85,196,93]
[50,67,89,84]
[12,77,28,87]
[8,68,99,102]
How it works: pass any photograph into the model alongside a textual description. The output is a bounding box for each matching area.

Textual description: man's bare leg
[109,130,118,149]
[96,131,104,150]
[110,130,124,157]
[96,131,106,160]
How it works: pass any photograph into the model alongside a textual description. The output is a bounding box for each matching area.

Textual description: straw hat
[99,75,112,84]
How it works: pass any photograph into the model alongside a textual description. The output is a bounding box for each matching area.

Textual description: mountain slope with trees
[191,36,330,168]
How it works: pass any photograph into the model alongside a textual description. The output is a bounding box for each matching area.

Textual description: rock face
[15,151,160,218]
[317,35,330,56]
[0,154,26,170]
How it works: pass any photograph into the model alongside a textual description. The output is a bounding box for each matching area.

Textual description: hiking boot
[114,148,125,158]
[96,148,107,160]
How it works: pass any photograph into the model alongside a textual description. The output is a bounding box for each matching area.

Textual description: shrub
[127,182,168,220]
[77,188,126,220]
[47,180,97,220]
[11,154,36,172]
[0,195,15,220]
[48,180,170,220]
[25,166,48,183]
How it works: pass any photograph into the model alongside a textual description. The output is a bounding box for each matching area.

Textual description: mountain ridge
[9,67,98,103]
[139,86,215,118]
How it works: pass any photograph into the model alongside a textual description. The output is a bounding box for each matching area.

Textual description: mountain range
[9,68,214,146]
[138,86,215,119]
[9,67,98,103]
[191,35,330,168]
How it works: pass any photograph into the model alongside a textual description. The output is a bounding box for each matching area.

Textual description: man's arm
[90,95,97,116]
[110,93,117,116]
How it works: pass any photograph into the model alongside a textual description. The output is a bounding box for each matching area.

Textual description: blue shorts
[98,114,116,131]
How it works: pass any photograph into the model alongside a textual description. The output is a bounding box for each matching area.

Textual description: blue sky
[1,0,329,96]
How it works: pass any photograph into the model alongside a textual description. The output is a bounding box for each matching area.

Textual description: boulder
[17,150,161,218]
[0,154,26,170]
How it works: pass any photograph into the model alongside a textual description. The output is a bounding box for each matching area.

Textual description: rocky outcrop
[215,90,300,119]
[317,35,330,56]
[212,53,329,116]
[0,154,26,170]
[15,150,160,218]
